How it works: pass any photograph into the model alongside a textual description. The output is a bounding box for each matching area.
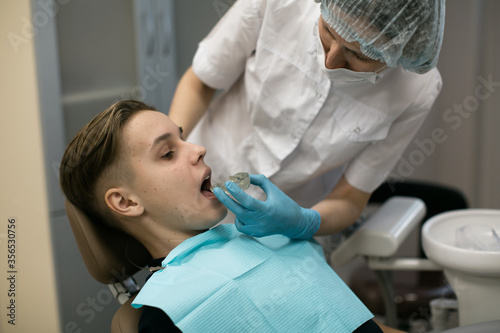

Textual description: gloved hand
[212,174,321,239]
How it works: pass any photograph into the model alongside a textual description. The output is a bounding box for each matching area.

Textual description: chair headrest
[65,199,152,284]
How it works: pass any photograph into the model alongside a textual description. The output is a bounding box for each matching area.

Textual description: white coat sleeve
[192,0,265,90]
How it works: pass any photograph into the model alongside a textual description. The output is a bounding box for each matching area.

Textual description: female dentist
[169,0,446,239]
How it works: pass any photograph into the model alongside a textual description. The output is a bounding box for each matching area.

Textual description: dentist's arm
[312,175,371,235]
[168,66,216,137]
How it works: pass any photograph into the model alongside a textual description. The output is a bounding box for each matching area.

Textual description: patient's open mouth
[201,175,212,193]
[201,170,218,199]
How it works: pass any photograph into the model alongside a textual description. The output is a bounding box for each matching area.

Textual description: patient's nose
[188,142,206,164]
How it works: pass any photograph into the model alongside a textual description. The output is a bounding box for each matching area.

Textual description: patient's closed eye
[161,151,175,160]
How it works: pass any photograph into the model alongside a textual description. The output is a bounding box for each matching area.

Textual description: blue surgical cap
[316,0,446,74]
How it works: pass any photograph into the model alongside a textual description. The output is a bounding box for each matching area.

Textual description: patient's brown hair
[60,100,156,228]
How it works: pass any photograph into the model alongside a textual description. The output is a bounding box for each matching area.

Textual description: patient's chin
[219,209,228,222]
[211,208,228,226]
[195,207,228,231]
[209,208,229,229]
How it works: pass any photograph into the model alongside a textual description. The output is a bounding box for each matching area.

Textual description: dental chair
[65,200,151,333]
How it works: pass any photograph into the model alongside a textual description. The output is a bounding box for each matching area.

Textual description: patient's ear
[105,187,144,217]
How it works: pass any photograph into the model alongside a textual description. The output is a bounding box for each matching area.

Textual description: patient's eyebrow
[150,133,171,151]
[150,127,183,151]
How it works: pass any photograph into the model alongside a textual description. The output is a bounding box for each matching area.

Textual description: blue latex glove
[213,174,321,239]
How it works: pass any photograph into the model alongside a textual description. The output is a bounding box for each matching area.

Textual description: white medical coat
[188,0,442,208]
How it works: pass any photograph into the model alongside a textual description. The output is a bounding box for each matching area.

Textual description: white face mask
[316,29,387,83]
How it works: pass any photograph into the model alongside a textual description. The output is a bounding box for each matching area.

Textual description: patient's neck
[132,224,206,259]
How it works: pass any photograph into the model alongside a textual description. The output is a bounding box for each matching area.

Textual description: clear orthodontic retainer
[210,172,250,196]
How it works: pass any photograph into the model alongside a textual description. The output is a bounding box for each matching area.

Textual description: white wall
[0,0,60,331]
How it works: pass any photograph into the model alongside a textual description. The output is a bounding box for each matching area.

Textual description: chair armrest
[330,196,426,266]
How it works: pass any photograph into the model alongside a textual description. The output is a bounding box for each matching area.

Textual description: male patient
[59,100,402,333]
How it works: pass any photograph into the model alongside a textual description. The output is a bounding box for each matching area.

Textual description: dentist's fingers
[212,187,248,216]
[224,181,266,211]
[235,218,265,237]
[249,174,278,198]
[249,174,267,187]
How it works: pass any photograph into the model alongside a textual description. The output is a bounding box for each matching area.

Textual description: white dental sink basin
[423,209,500,326]
[422,209,500,277]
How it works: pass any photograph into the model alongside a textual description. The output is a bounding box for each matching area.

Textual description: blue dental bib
[132,224,372,332]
